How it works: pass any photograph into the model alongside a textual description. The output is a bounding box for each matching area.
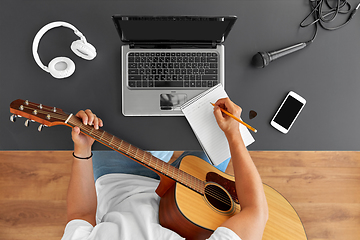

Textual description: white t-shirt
[61,174,241,240]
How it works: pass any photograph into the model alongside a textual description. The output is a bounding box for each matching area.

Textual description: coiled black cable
[301,0,360,44]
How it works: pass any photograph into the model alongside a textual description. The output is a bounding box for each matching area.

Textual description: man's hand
[213,98,268,240]
[213,98,242,138]
[71,109,103,158]
[67,109,102,226]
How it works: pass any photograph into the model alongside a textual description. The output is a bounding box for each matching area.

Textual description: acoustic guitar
[9,99,307,240]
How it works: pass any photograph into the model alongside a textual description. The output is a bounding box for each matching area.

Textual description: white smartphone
[270,91,306,134]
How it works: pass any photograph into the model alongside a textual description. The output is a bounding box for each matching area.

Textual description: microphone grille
[251,52,270,68]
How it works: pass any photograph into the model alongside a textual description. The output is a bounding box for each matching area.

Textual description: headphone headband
[32,21,87,72]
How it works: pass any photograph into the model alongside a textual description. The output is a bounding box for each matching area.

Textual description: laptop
[112,15,237,116]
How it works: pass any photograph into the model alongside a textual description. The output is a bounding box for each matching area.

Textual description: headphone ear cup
[71,40,97,60]
[48,57,75,79]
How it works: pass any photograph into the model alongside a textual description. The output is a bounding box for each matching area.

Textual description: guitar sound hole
[204,184,232,212]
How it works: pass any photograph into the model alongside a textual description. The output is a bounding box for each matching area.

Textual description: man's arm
[66,109,103,226]
[213,98,268,240]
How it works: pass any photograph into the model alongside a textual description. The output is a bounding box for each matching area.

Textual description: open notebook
[180,83,255,165]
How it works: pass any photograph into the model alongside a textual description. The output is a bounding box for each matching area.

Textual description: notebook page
[181,84,255,165]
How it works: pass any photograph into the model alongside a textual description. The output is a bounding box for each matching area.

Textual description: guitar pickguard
[206,172,239,204]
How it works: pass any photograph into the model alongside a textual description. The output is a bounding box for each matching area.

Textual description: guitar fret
[153,157,159,170]
[133,148,138,158]
[196,178,200,192]
[149,155,153,168]
[187,173,191,188]
[155,158,161,171]
[111,137,118,148]
[100,130,105,139]
[163,161,167,174]
[154,157,158,170]
[137,149,144,163]
[179,171,184,184]
[118,140,124,151]
[143,152,151,165]
[160,161,165,173]
[135,148,145,161]
[146,152,152,165]
[155,157,160,171]
[195,179,200,192]
[175,168,179,179]
[133,146,138,158]
[162,163,167,175]
[159,160,164,173]
[128,144,135,157]
[123,141,128,153]
[85,125,100,139]
[153,158,158,169]
[164,163,170,176]
[172,166,177,180]
[189,173,193,190]
[96,130,103,139]
[168,164,172,176]
[102,132,112,144]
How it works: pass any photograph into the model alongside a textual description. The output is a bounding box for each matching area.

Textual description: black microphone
[251,42,308,68]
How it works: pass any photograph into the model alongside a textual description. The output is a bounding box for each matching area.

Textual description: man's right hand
[213,98,268,240]
[213,98,242,138]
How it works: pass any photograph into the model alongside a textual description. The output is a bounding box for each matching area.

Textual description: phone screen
[273,95,304,129]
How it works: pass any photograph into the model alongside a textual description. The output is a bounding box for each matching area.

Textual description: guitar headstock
[9,99,69,131]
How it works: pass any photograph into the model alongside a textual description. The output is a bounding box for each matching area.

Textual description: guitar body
[159,155,240,240]
[159,155,308,240]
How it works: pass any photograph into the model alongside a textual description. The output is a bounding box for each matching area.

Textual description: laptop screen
[112,16,237,44]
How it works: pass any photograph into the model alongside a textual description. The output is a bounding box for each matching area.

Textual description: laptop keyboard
[127,52,219,88]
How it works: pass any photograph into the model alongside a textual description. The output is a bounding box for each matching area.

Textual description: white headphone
[32,21,97,79]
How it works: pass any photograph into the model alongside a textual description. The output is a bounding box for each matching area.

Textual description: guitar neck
[66,114,205,194]
[9,99,205,195]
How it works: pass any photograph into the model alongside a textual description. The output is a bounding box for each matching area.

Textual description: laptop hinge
[129,41,217,49]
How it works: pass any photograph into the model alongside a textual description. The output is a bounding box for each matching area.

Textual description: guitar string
[17,103,236,207]
[205,185,232,204]
[50,111,234,206]
[205,186,233,206]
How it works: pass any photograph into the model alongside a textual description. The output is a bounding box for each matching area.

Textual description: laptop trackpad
[160,93,187,110]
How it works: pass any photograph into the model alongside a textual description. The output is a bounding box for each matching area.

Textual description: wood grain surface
[0,151,359,240]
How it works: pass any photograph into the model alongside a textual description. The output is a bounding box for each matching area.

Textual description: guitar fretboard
[67,115,205,195]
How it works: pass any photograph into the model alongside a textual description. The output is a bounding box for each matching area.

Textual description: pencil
[211,103,257,133]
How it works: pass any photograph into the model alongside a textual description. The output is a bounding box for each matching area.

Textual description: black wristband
[72,152,93,160]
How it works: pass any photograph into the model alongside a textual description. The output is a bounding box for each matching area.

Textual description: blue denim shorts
[92,150,230,182]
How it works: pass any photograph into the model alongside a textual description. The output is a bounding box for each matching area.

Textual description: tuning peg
[24,119,30,127]
[37,124,48,132]
[10,114,16,122]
